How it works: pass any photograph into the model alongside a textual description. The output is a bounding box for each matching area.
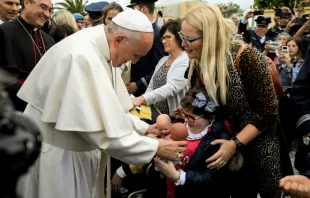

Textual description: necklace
[17,17,46,57]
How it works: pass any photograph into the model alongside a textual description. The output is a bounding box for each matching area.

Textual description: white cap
[112,9,153,33]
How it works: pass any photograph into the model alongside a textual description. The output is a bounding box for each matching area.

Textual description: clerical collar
[17,16,39,31]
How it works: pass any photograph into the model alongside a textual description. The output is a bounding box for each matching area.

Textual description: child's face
[180,108,210,133]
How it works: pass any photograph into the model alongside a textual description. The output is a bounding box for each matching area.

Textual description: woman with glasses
[175,5,293,198]
[131,20,189,116]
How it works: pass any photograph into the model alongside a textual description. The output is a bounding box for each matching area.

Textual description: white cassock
[17,25,158,198]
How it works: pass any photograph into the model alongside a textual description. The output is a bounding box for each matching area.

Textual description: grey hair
[231,14,239,19]
[276,32,291,40]
[105,21,142,44]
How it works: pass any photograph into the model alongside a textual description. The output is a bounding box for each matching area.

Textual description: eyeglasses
[179,108,204,123]
[178,31,202,46]
[161,35,172,41]
[32,1,53,14]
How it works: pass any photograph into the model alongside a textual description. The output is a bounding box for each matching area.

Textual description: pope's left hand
[126,82,138,94]
[154,157,179,182]
[146,124,160,136]
[205,139,236,169]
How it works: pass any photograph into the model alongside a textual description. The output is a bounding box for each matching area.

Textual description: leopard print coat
[189,44,293,197]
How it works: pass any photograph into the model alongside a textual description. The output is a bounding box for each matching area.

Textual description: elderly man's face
[0,0,20,22]
[110,32,154,67]
[23,0,52,28]
[231,15,239,26]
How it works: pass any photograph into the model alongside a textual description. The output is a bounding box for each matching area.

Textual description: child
[154,90,243,198]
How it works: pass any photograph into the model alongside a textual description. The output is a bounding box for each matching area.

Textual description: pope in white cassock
[17,10,187,198]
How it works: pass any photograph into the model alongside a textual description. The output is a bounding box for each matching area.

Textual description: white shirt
[0,19,3,25]
[260,36,266,44]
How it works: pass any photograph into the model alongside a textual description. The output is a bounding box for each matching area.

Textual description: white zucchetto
[112,9,153,33]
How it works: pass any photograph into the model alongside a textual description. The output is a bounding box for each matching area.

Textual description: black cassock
[0,16,55,111]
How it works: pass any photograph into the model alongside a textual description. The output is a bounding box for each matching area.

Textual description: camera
[269,41,282,53]
[282,46,289,55]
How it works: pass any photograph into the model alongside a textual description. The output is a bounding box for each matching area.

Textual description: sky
[203,0,253,11]
[52,0,254,12]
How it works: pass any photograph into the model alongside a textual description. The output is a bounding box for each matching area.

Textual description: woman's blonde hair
[52,9,79,32]
[184,5,243,105]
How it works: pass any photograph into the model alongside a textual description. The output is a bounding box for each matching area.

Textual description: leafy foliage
[253,0,303,10]
[54,0,87,13]
[216,2,244,18]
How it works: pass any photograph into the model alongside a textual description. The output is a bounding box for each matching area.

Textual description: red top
[166,124,211,198]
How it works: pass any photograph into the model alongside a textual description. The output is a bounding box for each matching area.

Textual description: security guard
[126,0,166,97]
[239,10,273,52]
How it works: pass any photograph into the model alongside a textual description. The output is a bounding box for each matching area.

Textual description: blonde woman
[51,10,79,32]
[173,5,293,197]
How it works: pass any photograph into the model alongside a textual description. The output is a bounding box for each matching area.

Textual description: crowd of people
[1,0,310,197]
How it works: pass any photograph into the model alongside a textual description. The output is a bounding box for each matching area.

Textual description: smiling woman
[131,20,189,116]
[181,4,293,198]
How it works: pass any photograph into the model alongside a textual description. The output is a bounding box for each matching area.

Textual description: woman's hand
[280,175,310,198]
[131,96,145,107]
[205,139,237,169]
[111,172,124,194]
[264,41,271,55]
[154,157,180,182]
[284,54,292,67]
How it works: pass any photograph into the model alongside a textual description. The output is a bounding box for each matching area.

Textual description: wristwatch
[231,137,245,150]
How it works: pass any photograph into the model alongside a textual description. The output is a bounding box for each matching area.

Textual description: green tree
[216,2,244,18]
[54,0,87,13]
[253,0,303,10]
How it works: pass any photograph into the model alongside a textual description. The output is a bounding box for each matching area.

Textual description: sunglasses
[178,31,202,46]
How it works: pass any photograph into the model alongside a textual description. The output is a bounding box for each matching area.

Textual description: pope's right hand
[155,139,187,161]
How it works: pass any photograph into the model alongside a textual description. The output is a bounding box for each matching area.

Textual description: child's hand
[112,172,124,194]
[154,157,180,182]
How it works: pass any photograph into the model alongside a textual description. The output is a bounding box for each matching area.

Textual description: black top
[0,16,55,111]
[130,22,166,96]
[174,118,233,198]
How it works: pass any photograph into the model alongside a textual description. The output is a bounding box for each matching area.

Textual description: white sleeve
[116,166,127,178]
[125,112,149,136]
[174,170,186,186]
[143,59,188,105]
[241,18,248,24]
[79,130,158,166]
